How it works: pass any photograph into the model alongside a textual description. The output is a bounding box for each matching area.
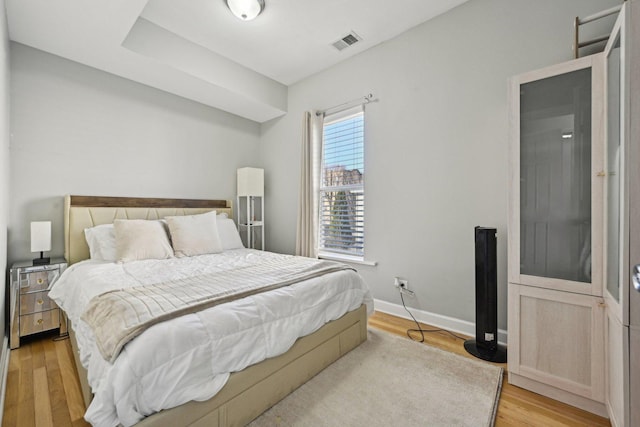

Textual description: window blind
[319,106,365,257]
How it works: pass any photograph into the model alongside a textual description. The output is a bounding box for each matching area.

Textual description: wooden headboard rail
[68,195,229,209]
[64,195,233,265]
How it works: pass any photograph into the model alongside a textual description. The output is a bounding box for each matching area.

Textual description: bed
[53,195,372,427]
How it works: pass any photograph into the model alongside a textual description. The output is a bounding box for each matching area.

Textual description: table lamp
[31,221,51,265]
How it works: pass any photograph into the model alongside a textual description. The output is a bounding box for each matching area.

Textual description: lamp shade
[237,167,264,196]
[31,221,52,252]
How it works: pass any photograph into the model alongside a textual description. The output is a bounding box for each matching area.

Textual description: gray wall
[259,0,618,330]
[0,0,9,339]
[9,43,261,264]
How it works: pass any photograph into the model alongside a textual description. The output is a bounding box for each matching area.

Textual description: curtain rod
[316,93,375,116]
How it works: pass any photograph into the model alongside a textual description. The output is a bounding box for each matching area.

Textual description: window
[318,106,365,259]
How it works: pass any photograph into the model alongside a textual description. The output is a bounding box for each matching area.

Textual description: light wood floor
[2,334,89,427]
[3,312,611,427]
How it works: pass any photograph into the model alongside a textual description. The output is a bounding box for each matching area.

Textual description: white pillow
[114,219,174,263]
[217,216,244,250]
[84,214,241,261]
[84,224,117,262]
[166,211,223,257]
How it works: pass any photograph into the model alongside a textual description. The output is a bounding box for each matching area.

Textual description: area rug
[249,328,503,427]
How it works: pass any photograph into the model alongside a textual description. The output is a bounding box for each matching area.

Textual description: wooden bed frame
[63,195,368,426]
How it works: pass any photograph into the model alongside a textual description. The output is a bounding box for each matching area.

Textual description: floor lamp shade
[30,221,51,252]
[237,168,264,196]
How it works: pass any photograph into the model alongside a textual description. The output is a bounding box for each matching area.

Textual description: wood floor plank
[498,374,610,426]
[42,339,73,427]
[16,345,35,427]
[54,338,87,424]
[4,347,27,427]
[33,367,54,427]
[8,347,19,372]
[30,340,46,370]
[3,368,19,427]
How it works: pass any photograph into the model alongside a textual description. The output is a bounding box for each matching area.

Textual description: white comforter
[49,249,373,427]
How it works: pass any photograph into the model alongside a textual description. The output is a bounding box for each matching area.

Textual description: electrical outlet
[393,277,409,290]
[393,277,414,297]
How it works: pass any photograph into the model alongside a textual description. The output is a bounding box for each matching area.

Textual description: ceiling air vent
[332,31,362,51]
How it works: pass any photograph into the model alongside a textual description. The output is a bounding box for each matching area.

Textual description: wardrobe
[507,1,639,424]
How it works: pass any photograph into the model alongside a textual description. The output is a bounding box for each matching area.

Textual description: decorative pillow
[217,216,244,250]
[84,224,117,262]
[166,211,223,257]
[114,219,174,263]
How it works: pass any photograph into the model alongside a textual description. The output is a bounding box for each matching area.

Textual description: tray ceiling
[7,0,469,122]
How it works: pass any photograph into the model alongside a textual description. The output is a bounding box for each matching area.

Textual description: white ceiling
[6,0,469,122]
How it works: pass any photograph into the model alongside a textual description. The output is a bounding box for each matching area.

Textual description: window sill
[318,252,377,267]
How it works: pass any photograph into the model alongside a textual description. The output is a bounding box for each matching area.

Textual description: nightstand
[9,258,67,349]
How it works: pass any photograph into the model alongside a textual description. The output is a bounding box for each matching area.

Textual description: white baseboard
[373,299,508,346]
[0,335,9,426]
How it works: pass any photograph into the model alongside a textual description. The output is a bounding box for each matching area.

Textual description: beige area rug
[249,329,503,427]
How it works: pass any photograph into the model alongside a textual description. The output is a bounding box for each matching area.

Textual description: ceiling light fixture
[225,0,265,21]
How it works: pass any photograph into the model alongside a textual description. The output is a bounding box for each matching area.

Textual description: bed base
[68,304,367,426]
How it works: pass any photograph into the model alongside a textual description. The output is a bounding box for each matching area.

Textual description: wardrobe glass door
[520,68,592,283]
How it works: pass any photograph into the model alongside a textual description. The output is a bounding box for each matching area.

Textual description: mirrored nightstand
[9,258,67,349]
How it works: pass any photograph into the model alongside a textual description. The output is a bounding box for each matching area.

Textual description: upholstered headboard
[64,195,233,265]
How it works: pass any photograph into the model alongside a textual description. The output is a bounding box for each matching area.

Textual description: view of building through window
[319,109,364,257]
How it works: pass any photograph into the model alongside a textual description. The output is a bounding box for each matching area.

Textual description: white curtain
[296,111,323,257]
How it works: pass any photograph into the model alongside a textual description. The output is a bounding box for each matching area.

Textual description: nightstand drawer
[19,269,60,294]
[20,292,57,315]
[19,309,60,336]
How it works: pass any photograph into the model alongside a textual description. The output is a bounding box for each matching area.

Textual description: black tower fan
[464,226,507,363]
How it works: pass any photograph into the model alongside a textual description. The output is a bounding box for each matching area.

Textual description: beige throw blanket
[82,257,353,363]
